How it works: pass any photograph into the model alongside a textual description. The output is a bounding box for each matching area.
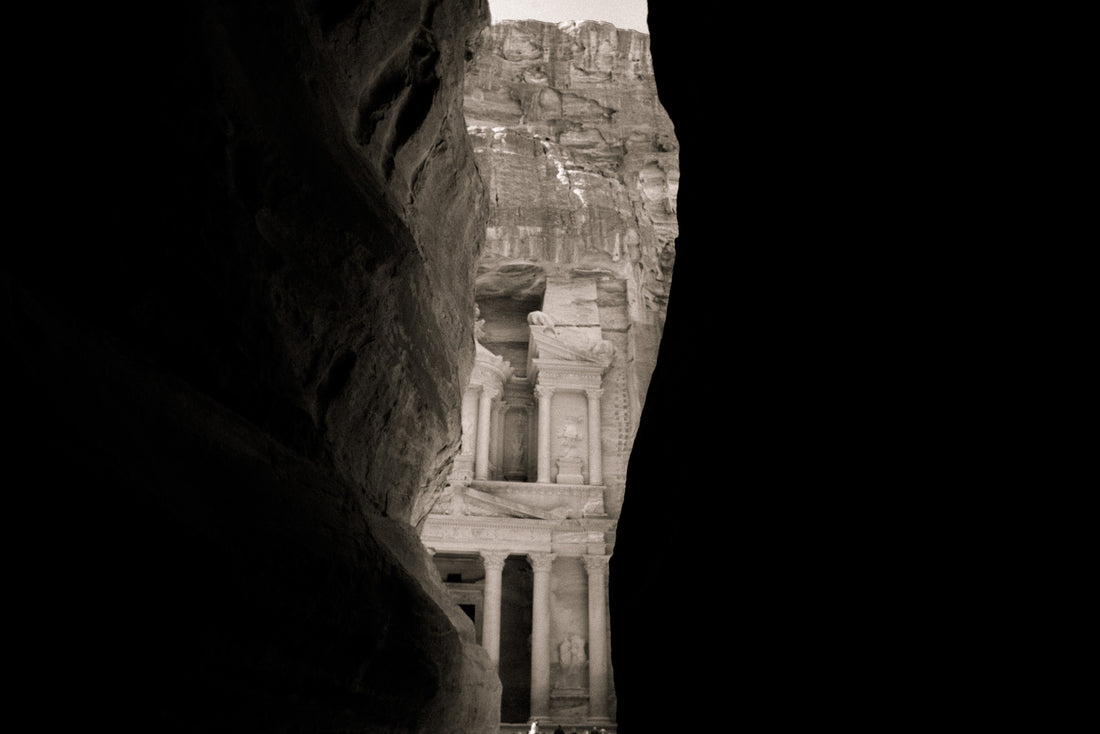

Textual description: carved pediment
[471,340,513,387]
[526,310,614,380]
[529,326,614,364]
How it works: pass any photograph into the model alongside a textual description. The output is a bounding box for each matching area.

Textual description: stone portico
[422,280,622,730]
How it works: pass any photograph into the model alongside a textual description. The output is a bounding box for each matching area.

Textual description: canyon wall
[9,0,502,731]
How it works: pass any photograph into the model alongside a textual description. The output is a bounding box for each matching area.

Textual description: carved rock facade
[466,20,678,407]
[420,20,678,732]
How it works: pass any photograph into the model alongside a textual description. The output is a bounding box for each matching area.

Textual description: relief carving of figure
[506,416,527,465]
[557,634,587,689]
[570,635,587,665]
[556,416,583,458]
[474,303,486,342]
[582,338,615,362]
[559,635,586,666]
[559,638,573,666]
[461,410,475,453]
[527,310,557,334]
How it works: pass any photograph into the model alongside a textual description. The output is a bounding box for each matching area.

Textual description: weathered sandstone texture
[9,0,500,732]
[464,19,679,474]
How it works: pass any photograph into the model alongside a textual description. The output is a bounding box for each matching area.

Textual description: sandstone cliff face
[465,20,678,332]
[9,1,500,732]
[463,21,678,506]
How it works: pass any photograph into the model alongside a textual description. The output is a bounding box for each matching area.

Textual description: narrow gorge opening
[420,8,678,730]
[13,0,994,731]
[7,1,723,733]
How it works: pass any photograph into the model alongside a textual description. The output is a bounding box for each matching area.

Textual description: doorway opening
[500,554,533,723]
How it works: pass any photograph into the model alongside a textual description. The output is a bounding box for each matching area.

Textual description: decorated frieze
[421,515,554,553]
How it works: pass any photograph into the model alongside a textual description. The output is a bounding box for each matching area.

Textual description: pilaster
[534,385,554,484]
[585,388,604,486]
[583,554,611,721]
[475,384,499,480]
[527,552,554,720]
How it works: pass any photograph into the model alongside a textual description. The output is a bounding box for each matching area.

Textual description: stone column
[583,554,611,721]
[475,385,497,481]
[492,400,508,480]
[585,388,604,485]
[528,552,554,719]
[480,551,508,669]
[534,385,554,483]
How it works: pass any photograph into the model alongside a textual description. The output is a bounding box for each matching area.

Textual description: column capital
[582,554,610,575]
[526,552,555,573]
[585,388,604,400]
[533,384,555,400]
[480,382,501,400]
[479,550,509,571]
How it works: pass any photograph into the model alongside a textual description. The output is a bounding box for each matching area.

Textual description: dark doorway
[500,555,533,723]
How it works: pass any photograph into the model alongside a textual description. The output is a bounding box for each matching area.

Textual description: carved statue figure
[559,635,586,667]
[474,303,486,341]
[527,310,557,334]
[506,414,528,472]
[559,638,573,666]
[570,635,586,665]
[582,338,615,362]
[461,410,474,453]
[556,417,583,458]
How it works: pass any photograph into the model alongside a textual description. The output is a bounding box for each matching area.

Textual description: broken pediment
[472,339,513,387]
[525,310,615,380]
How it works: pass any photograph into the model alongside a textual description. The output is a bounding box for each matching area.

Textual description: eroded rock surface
[465,20,678,329]
[9,1,500,732]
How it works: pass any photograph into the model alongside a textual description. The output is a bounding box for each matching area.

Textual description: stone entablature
[421,515,614,556]
[531,358,607,391]
[469,479,607,519]
[422,516,554,554]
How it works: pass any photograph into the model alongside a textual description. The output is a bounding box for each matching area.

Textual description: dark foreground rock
[8,1,499,732]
